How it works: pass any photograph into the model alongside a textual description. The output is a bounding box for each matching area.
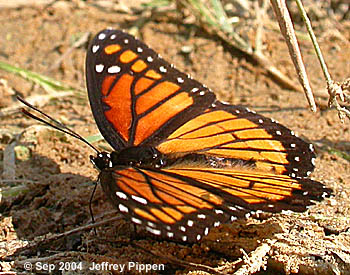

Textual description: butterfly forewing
[86,29,215,150]
[156,101,316,178]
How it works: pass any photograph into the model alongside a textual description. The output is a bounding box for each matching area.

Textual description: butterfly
[85,28,331,242]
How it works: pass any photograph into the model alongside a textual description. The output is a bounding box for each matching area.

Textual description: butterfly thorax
[90,146,166,171]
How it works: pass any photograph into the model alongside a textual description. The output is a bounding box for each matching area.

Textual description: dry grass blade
[2,142,16,181]
[0,61,84,95]
[0,61,85,117]
[293,0,350,121]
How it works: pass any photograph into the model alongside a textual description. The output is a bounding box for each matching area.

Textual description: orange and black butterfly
[85,29,331,242]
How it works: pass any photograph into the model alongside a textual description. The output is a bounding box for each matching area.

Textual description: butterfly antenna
[17,96,100,154]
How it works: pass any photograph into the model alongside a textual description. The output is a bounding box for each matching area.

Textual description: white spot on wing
[98,33,106,40]
[147,56,153,62]
[116,192,127,199]
[92,45,100,53]
[131,217,142,224]
[131,195,147,205]
[110,34,116,39]
[146,227,161,235]
[95,64,104,73]
[147,222,156,228]
[309,144,314,151]
[177,77,184,83]
[118,204,129,213]
[311,158,316,166]
[107,65,121,74]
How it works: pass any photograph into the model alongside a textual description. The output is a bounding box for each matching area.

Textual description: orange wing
[86,29,215,150]
[86,29,331,243]
[156,101,315,178]
[100,166,330,242]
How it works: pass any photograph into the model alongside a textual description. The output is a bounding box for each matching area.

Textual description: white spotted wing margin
[98,165,331,243]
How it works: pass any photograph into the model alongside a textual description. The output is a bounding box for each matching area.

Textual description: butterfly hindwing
[100,165,329,242]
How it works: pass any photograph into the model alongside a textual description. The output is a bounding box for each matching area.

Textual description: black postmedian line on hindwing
[168,168,302,212]
[146,167,250,215]
[173,168,283,202]
[136,168,233,225]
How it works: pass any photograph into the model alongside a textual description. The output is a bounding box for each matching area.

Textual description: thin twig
[48,32,90,72]
[254,0,269,54]
[295,0,350,121]
[9,216,122,256]
[270,0,316,112]
[295,0,331,83]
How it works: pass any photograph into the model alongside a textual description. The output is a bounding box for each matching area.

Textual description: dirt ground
[0,1,349,274]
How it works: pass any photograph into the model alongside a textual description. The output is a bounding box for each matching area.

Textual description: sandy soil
[0,1,349,274]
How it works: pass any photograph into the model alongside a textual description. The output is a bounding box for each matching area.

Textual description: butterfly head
[90,152,112,171]
[90,147,166,171]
